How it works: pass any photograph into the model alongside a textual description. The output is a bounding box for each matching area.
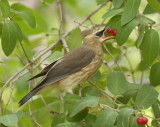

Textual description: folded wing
[19,47,95,106]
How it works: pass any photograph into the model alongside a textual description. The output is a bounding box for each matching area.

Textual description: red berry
[112,30,117,36]
[107,28,114,33]
[136,117,148,125]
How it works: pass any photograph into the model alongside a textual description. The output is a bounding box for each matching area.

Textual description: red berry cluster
[136,117,148,125]
[106,28,117,36]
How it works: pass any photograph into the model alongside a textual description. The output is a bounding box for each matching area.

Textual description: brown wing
[27,58,60,81]
[19,47,95,106]
[43,47,95,86]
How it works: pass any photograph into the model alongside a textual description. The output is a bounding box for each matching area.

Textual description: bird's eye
[96,32,102,37]
[96,29,104,37]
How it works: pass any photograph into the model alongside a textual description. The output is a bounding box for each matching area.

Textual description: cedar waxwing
[19,27,113,106]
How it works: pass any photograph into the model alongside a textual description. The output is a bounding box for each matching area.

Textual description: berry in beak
[96,26,114,42]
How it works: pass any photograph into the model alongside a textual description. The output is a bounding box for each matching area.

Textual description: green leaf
[135,85,158,109]
[152,101,160,119]
[150,62,160,86]
[136,16,155,47]
[107,15,121,29]
[70,95,99,117]
[12,22,23,42]
[0,114,18,126]
[140,29,160,68]
[102,9,123,19]
[143,4,156,14]
[128,116,138,127]
[89,71,101,83]
[96,0,106,5]
[113,0,124,8]
[116,19,139,45]
[11,3,47,34]
[136,25,145,48]
[19,10,36,28]
[117,83,141,104]
[67,28,83,50]
[81,86,99,97]
[67,108,89,122]
[147,0,160,13]
[1,21,18,56]
[51,114,66,127]
[139,61,149,71]
[0,23,2,36]
[0,0,10,17]
[138,123,144,127]
[64,94,80,112]
[107,71,127,95]
[55,123,76,127]
[116,108,134,127]
[85,114,97,127]
[6,21,23,42]
[140,16,155,25]
[152,120,160,127]
[121,0,141,26]
[94,108,118,127]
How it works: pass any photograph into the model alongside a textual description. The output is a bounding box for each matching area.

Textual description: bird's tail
[19,79,46,106]
[19,89,38,106]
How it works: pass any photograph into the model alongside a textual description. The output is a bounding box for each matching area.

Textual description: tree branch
[19,41,31,63]
[103,44,122,71]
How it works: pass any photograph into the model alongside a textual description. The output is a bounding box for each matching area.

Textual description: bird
[19,27,113,106]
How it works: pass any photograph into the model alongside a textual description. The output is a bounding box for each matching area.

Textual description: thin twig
[45,32,64,36]
[28,81,42,127]
[57,0,69,53]
[0,97,3,115]
[78,84,82,97]
[124,50,135,83]
[130,99,136,110]
[74,21,89,29]
[61,38,69,52]
[19,34,41,127]
[141,113,160,122]
[98,1,112,30]
[89,23,107,29]
[97,18,106,30]
[16,54,26,66]
[140,50,144,84]
[3,84,15,114]
[99,104,119,112]
[87,81,124,105]
[103,60,113,72]
[40,95,51,113]
[88,18,96,30]
[88,81,114,99]
[19,41,31,63]
[140,71,144,84]
[103,44,122,71]
[58,90,64,113]
[10,52,52,85]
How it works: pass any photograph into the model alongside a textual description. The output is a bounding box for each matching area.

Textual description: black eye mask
[96,28,105,37]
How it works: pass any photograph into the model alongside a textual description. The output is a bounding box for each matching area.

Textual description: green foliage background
[0,0,160,127]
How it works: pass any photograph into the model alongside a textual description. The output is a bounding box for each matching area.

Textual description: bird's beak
[96,26,114,42]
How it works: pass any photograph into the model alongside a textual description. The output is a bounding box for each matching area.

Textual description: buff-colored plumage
[19,28,112,106]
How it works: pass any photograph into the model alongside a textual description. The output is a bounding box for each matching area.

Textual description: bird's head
[82,27,114,46]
